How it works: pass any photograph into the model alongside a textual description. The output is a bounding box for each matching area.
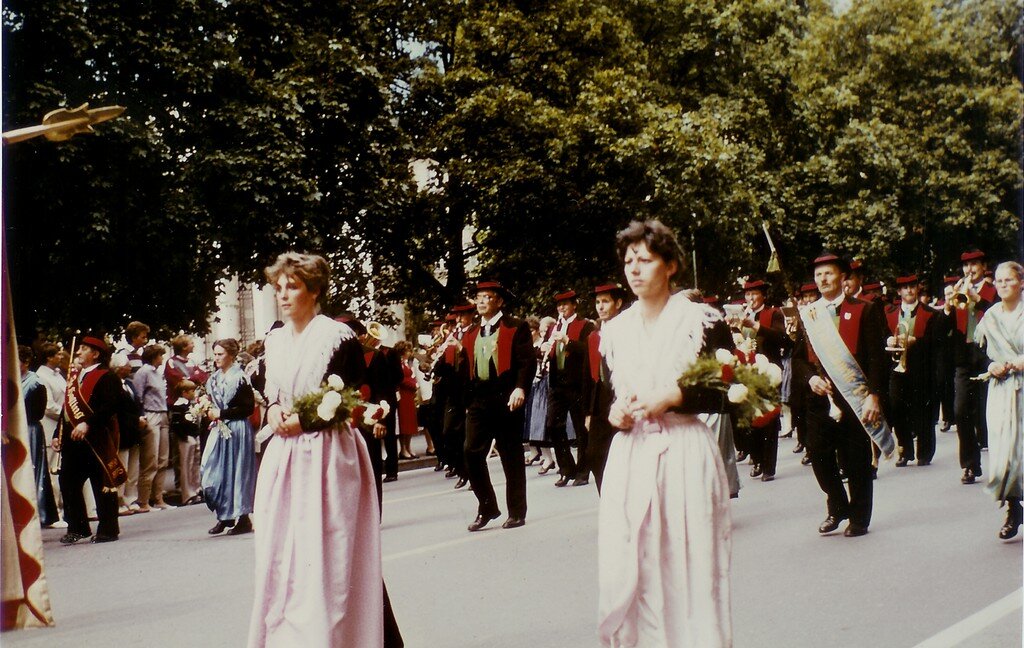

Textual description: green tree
[784,0,1021,286]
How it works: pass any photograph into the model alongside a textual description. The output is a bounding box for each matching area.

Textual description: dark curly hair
[615,220,688,286]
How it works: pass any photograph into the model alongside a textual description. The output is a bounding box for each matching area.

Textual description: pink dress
[598,294,733,647]
[247,316,383,648]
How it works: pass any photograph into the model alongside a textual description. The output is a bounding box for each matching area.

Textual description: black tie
[482,325,492,337]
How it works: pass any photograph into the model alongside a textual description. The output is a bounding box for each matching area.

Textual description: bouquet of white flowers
[291,374,365,431]
[677,348,782,428]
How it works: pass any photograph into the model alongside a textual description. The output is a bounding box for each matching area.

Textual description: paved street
[6,428,1022,648]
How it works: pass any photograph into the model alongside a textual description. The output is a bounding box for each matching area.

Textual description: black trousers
[806,404,874,527]
[442,400,468,479]
[748,417,780,476]
[889,372,934,463]
[954,365,986,471]
[59,440,119,538]
[545,385,587,478]
[382,410,399,478]
[587,420,616,493]
[465,382,527,519]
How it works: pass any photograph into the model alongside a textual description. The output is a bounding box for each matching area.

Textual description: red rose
[351,405,366,424]
[752,406,782,427]
[721,364,735,383]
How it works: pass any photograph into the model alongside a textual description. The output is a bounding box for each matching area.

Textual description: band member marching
[460,281,536,532]
[884,275,941,466]
[735,279,791,482]
[543,290,596,488]
[792,253,893,537]
[584,282,626,492]
[53,335,127,544]
[435,303,477,490]
[951,248,999,484]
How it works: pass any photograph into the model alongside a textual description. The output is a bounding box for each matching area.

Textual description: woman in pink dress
[247,252,398,648]
[599,221,733,647]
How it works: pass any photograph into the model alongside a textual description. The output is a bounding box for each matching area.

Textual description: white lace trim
[601,292,721,398]
[264,315,353,407]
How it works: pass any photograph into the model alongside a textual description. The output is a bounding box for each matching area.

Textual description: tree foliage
[3,0,1019,336]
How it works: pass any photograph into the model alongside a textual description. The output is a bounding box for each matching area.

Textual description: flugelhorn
[885,321,913,374]
[366,321,386,342]
[949,275,972,310]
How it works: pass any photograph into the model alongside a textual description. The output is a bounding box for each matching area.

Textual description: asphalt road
[6,427,1022,647]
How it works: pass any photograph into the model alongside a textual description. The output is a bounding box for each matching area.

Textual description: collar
[817,293,846,310]
[901,300,918,314]
[81,363,101,375]
[557,313,577,326]
[750,305,764,316]
[482,312,504,328]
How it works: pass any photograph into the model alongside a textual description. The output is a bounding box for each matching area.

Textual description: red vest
[462,320,517,379]
[588,331,602,383]
[807,299,866,366]
[885,303,933,339]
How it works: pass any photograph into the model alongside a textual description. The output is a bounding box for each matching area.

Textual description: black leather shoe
[502,516,525,529]
[793,443,804,454]
[750,464,763,478]
[91,534,118,544]
[434,463,445,472]
[736,451,748,463]
[454,478,468,489]
[844,523,869,537]
[780,430,793,439]
[895,456,908,467]
[468,511,500,532]
[818,515,845,534]
[961,468,977,484]
[445,468,457,478]
[761,474,775,482]
[383,474,398,483]
[554,476,571,487]
[227,515,253,536]
[801,454,812,466]
[571,477,589,487]
[918,459,931,466]
[526,453,542,466]
[209,520,235,535]
[60,532,90,545]
[538,462,556,475]
[940,421,952,433]
[871,467,878,480]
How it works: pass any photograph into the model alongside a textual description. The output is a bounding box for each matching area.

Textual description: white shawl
[263,315,354,409]
[600,292,722,399]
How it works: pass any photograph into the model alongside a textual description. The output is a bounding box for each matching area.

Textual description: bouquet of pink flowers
[292,374,368,431]
[677,348,782,428]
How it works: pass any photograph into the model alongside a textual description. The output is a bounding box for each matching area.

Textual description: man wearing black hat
[736,279,791,481]
[585,283,626,492]
[460,281,535,531]
[951,248,998,484]
[54,336,126,544]
[884,275,941,466]
[543,289,596,487]
[793,253,889,537]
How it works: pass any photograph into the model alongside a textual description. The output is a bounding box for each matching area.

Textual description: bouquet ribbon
[799,302,895,457]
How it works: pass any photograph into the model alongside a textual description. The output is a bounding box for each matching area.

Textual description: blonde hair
[264,252,330,300]
[996,261,1024,281]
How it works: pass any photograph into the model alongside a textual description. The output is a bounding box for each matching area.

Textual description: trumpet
[885,322,913,374]
[949,277,972,310]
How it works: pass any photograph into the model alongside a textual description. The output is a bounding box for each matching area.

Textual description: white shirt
[480,311,504,336]
[36,364,66,423]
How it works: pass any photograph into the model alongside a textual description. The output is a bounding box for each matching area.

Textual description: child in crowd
[169,380,203,506]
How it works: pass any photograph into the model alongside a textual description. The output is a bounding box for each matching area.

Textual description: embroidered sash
[800,302,895,456]
[64,369,127,490]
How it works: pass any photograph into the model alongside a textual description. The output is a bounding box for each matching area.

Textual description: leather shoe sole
[761,474,775,482]
[468,511,501,532]
[818,516,846,534]
[844,523,869,537]
[454,478,468,489]
[383,475,398,483]
[91,534,118,544]
[571,478,589,487]
[554,476,570,487]
[502,517,525,529]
